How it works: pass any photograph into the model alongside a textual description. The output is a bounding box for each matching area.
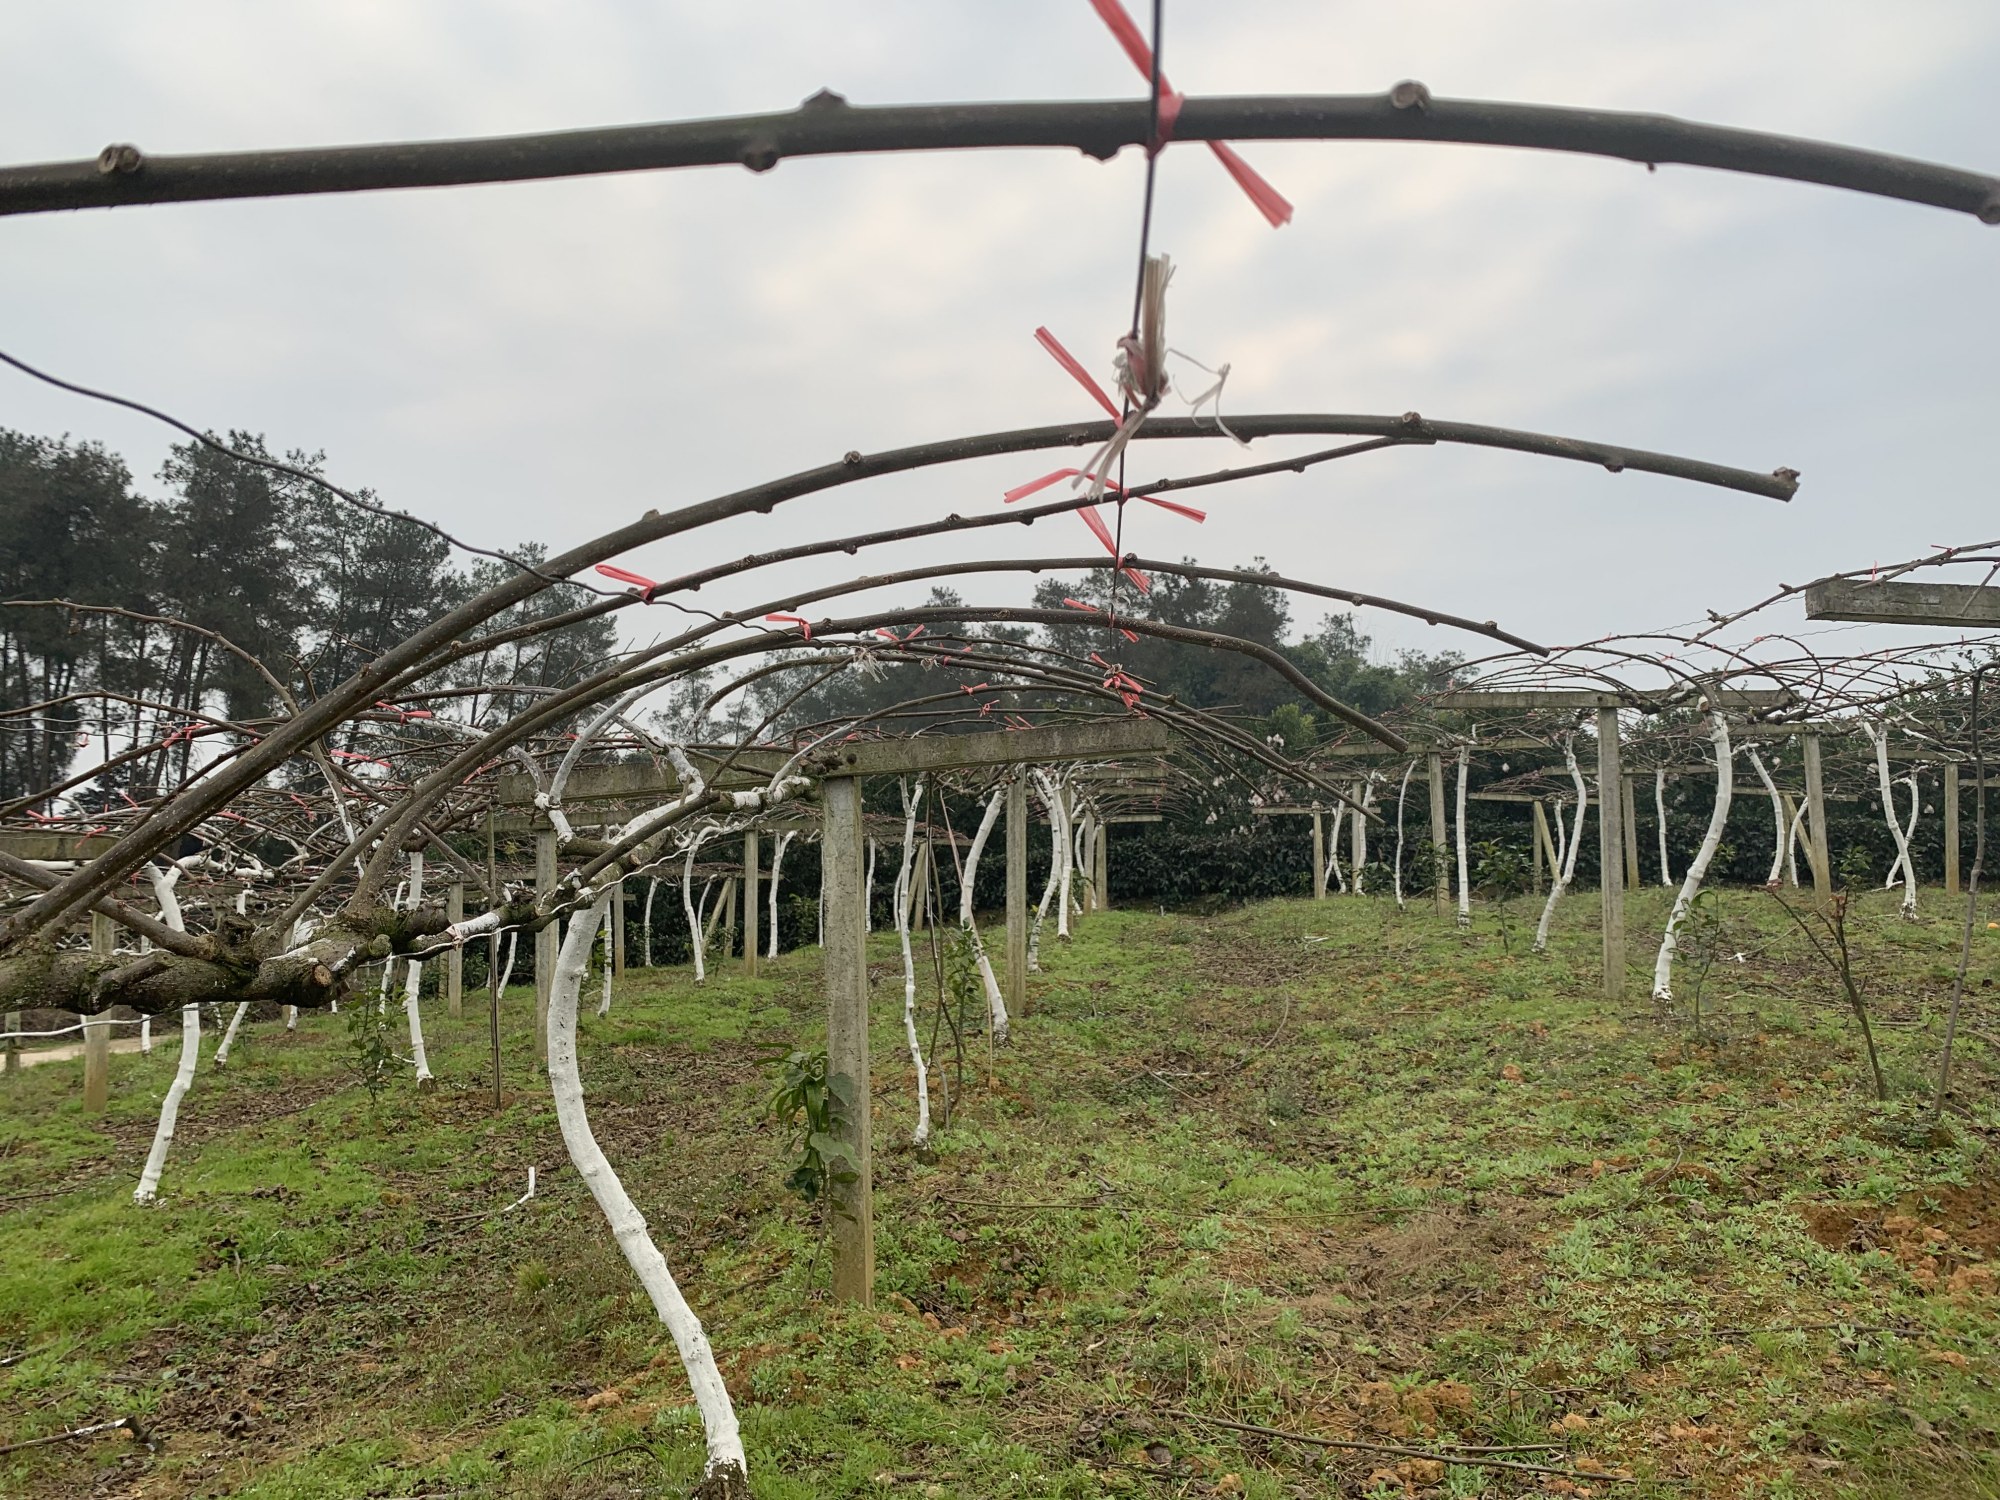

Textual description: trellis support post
[1006,774,1027,1017]
[1427,753,1448,916]
[742,832,759,977]
[1946,763,1961,897]
[821,774,873,1305]
[1803,733,1832,904]
[535,829,556,1068]
[84,911,113,1110]
[1597,708,1626,999]
[446,884,465,1018]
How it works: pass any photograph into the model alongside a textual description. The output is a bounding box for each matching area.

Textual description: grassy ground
[4,882,1999,1499]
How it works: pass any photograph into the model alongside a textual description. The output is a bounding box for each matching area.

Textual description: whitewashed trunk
[863,839,877,933]
[1029,770,1063,967]
[213,1003,250,1067]
[1654,712,1734,1003]
[1884,775,1921,892]
[642,877,658,967]
[1391,760,1415,910]
[1655,768,1673,887]
[545,886,747,1489]
[961,788,1010,1042]
[1747,746,1786,887]
[895,778,932,1145]
[597,902,614,1017]
[1055,786,1076,940]
[134,865,193,1199]
[134,1005,200,1204]
[767,831,796,959]
[1863,723,1919,919]
[400,851,434,1083]
[1454,745,1471,929]
[682,838,708,982]
[1533,737,1589,952]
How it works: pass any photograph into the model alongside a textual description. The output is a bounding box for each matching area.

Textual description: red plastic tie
[1140,494,1205,523]
[764,613,812,639]
[1034,327,1120,418]
[595,563,660,602]
[1004,468,1084,503]
[1084,0,1292,224]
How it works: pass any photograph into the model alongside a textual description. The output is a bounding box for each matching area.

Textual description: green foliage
[343,978,399,1102]
[1472,839,1530,952]
[765,1048,858,1206]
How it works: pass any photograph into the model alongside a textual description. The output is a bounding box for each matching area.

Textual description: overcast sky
[4,1,1997,676]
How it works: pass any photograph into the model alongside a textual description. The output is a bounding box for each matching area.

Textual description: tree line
[0,428,615,806]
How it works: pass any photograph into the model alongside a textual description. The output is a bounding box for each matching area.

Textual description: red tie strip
[373,700,434,722]
[764,614,813,639]
[1002,467,1202,522]
[872,625,925,644]
[1084,0,1294,226]
[594,563,660,602]
[1067,601,1140,643]
[979,700,997,717]
[332,749,391,770]
[961,683,993,694]
[1004,714,1036,731]
[1034,327,1119,418]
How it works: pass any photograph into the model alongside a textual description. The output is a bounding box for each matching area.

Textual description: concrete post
[1531,800,1549,897]
[446,884,465,1018]
[912,838,932,932]
[535,830,557,1067]
[1946,762,1961,897]
[821,776,872,1305]
[610,877,626,979]
[1005,775,1027,1018]
[1621,774,1641,890]
[742,832,759,977]
[1310,810,1327,900]
[3,1012,18,1074]
[722,876,738,957]
[1095,816,1110,911]
[85,911,114,1111]
[1596,708,1626,999]
[1803,733,1832,904]
[1427,753,1448,916]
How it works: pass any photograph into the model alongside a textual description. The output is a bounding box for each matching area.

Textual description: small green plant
[345,966,399,1102]
[1679,887,1729,1041]
[766,1047,858,1207]
[1472,840,1531,953]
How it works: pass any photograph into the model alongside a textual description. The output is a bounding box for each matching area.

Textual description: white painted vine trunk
[1029,770,1063,968]
[642,877,658,967]
[960,788,1010,1043]
[1654,712,1734,1003]
[597,902,614,1017]
[1655,769,1673,887]
[1884,775,1920,892]
[213,1003,250,1067]
[1863,723,1919,919]
[1454,745,1472,929]
[894,779,932,1146]
[545,887,747,1489]
[1533,737,1589,952]
[134,864,194,1200]
[400,851,435,1083]
[1747,746,1786,887]
[682,837,708,982]
[767,830,796,959]
[1391,760,1415,910]
[1055,786,1076,940]
[134,1005,199,1204]
[863,839,877,933]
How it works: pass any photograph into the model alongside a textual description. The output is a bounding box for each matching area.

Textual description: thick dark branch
[0,851,211,957]
[3,90,1993,221]
[0,413,1782,952]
